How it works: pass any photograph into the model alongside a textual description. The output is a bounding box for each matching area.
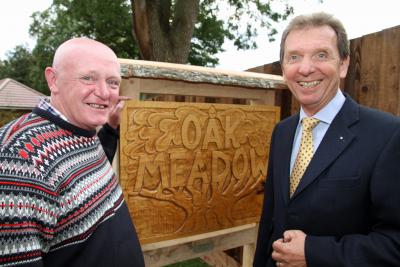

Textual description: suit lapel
[291,95,360,199]
[278,115,299,204]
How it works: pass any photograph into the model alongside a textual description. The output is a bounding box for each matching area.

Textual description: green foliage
[0,45,35,90]
[188,1,227,66]
[27,0,138,95]
[164,258,210,267]
[221,0,293,49]
[189,0,293,66]
[1,0,295,92]
[0,110,29,127]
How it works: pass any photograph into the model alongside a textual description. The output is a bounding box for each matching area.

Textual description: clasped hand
[271,230,307,267]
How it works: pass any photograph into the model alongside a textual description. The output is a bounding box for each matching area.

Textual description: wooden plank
[343,36,362,100]
[119,59,287,90]
[200,251,241,267]
[120,78,141,100]
[142,223,257,267]
[121,78,277,104]
[343,25,400,116]
[359,31,381,109]
[139,93,247,105]
[242,243,256,267]
[249,90,275,105]
[142,223,256,250]
[378,26,400,115]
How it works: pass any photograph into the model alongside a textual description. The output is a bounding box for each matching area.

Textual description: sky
[1,0,400,71]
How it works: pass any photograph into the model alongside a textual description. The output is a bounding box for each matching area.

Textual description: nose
[298,57,315,76]
[95,80,110,99]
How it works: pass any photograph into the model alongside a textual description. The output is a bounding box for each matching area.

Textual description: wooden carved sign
[119,101,280,244]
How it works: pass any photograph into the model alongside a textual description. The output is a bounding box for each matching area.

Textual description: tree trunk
[131,0,200,64]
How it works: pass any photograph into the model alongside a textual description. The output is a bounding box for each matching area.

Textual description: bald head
[52,38,119,71]
[44,37,121,130]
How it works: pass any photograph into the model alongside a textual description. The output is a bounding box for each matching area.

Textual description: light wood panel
[120,101,279,245]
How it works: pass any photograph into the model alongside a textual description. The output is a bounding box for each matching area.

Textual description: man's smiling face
[282,25,349,116]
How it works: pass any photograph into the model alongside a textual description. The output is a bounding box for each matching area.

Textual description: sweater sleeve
[98,123,119,163]
[0,151,58,266]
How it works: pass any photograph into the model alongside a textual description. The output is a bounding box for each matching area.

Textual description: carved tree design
[122,104,274,236]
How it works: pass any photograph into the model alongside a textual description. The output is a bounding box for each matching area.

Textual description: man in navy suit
[253,12,400,267]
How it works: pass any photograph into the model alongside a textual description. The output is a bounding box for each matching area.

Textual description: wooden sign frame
[116,59,286,266]
[120,101,279,243]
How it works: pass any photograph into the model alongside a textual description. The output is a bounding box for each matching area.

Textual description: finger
[272,238,284,251]
[118,95,132,101]
[273,238,284,245]
[115,100,125,110]
[283,230,297,242]
[271,250,283,262]
[272,254,286,266]
[272,242,287,262]
[283,232,291,243]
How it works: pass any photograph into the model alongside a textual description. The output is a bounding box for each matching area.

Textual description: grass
[164,258,211,267]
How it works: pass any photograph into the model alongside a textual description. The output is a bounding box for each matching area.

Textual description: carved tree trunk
[131,0,200,63]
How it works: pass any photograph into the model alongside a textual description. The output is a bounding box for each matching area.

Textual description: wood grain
[120,101,279,244]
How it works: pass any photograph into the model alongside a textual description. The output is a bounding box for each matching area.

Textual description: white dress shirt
[290,89,346,174]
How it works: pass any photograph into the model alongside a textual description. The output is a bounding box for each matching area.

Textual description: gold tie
[290,117,320,197]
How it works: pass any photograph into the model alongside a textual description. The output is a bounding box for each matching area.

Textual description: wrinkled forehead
[284,26,338,52]
[55,51,120,80]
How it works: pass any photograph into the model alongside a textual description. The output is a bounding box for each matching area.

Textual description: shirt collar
[299,89,345,124]
[37,97,69,122]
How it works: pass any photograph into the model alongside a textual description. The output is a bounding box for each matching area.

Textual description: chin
[86,118,107,128]
[298,93,320,103]
[94,120,107,127]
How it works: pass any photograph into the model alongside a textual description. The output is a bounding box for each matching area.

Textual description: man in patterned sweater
[0,38,145,266]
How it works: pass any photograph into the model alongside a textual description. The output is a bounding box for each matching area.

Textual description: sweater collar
[33,107,97,138]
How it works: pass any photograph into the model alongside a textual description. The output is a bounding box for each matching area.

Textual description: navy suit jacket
[254,95,400,267]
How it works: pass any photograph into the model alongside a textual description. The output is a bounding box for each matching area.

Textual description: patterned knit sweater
[0,108,144,267]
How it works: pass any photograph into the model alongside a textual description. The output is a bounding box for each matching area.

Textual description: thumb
[283,230,297,242]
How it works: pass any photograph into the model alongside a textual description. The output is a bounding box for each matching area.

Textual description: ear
[44,67,59,94]
[339,56,350,79]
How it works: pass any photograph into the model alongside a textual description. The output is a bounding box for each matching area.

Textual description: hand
[107,96,131,129]
[272,230,307,267]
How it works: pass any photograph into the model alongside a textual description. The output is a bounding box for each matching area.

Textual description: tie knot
[301,117,320,131]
